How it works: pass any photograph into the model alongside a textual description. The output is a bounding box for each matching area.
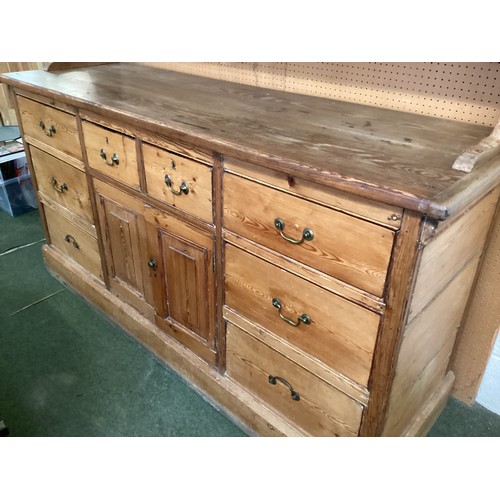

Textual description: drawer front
[224,173,394,296]
[225,245,379,386]
[44,204,103,280]
[143,143,213,222]
[30,146,93,223]
[17,96,82,160]
[226,323,363,436]
[82,121,139,189]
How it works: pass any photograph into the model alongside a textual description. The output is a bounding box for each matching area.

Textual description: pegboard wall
[140,62,500,127]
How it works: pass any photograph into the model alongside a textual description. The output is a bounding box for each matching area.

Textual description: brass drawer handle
[164,174,189,195]
[268,375,300,401]
[272,298,311,327]
[100,148,119,166]
[50,176,68,193]
[64,234,80,249]
[39,121,56,137]
[274,218,314,244]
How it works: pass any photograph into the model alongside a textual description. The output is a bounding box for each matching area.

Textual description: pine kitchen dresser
[2,63,499,437]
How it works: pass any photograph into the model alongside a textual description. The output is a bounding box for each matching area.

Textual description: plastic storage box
[0,153,37,217]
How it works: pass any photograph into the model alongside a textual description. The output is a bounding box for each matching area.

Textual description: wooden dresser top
[2,62,499,219]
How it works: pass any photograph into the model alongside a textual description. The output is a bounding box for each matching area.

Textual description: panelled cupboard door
[145,206,216,365]
[93,179,154,320]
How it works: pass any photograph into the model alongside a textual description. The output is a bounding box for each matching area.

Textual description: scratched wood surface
[2,63,499,218]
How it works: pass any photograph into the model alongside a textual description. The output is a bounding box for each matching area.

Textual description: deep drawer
[226,322,363,437]
[82,121,139,189]
[225,244,379,387]
[30,146,93,223]
[17,96,82,160]
[44,204,103,280]
[224,173,395,296]
[143,143,213,222]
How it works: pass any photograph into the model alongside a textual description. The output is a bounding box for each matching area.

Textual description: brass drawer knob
[50,176,68,193]
[274,217,314,244]
[147,258,157,270]
[99,148,119,166]
[164,174,189,196]
[39,120,56,137]
[64,234,80,249]
[272,297,311,327]
[268,375,300,401]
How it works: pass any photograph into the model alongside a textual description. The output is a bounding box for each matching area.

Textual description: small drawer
[43,204,103,280]
[82,121,139,189]
[226,322,363,437]
[17,96,82,160]
[225,245,379,387]
[30,146,93,224]
[143,143,213,222]
[224,173,395,296]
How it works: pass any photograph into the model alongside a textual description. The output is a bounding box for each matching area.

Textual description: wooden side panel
[82,121,140,189]
[452,198,500,402]
[383,256,481,435]
[17,95,82,160]
[409,189,499,322]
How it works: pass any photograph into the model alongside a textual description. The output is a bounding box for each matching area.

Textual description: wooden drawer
[226,322,363,436]
[30,146,93,223]
[224,173,395,296]
[225,244,379,386]
[82,121,139,189]
[17,96,82,160]
[43,204,103,281]
[143,143,213,222]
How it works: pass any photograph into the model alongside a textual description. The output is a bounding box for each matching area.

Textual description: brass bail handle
[100,149,119,166]
[39,121,56,137]
[50,176,68,193]
[272,298,311,327]
[164,174,189,196]
[268,375,300,401]
[64,234,80,249]
[274,218,314,245]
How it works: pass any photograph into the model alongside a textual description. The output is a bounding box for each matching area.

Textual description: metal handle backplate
[274,218,314,245]
[272,297,311,327]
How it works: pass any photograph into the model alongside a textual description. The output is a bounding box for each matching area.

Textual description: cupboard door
[94,179,154,319]
[145,206,216,364]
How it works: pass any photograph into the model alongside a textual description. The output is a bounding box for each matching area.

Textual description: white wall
[476,330,500,415]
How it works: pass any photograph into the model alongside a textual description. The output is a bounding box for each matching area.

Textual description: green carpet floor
[1,209,499,437]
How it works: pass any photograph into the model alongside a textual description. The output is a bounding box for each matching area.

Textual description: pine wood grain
[30,146,94,224]
[2,64,498,218]
[43,203,103,280]
[225,244,380,387]
[226,322,363,437]
[224,173,395,296]
[143,143,213,222]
